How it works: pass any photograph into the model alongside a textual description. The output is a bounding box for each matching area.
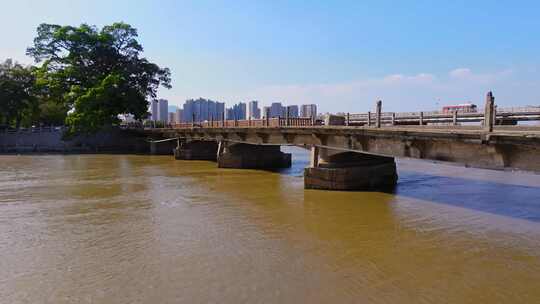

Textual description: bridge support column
[150,140,176,155]
[304,148,398,191]
[217,143,291,169]
[174,140,218,161]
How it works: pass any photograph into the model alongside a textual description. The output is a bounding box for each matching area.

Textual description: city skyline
[2,1,540,114]
[154,98,318,122]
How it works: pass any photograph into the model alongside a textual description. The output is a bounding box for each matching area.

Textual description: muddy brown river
[1,148,540,303]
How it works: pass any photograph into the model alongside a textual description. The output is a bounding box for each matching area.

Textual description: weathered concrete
[150,140,176,155]
[325,115,346,126]
[484,91,495,132]
[152,125,540,173]
[217,143,291,169]
[138,92,540,192]
[375,100,382,128]
[0,128,149,154]
[304,149,398,191]
[174,140,218,161]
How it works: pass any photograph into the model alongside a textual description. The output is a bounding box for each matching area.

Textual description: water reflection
[285,146,540,222]
[397,171,540,222]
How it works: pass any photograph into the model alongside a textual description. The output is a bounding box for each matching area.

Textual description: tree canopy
[0,59,38,128]
[26,22,171,134]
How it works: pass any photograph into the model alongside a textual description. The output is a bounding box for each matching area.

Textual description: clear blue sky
[1,0,539,112]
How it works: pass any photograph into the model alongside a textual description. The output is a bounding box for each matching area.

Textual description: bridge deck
[148,126,540,171]
[152,125,540,139]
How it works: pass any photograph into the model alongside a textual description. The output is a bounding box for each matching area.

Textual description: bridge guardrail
[169,117,316,129]
[346,107,540,126]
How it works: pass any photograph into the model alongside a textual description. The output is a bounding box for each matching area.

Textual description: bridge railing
[497,106,540,114]
[346,107,540,126]
[171,117,316,129]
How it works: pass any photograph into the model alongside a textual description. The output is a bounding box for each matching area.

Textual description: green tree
[38,100,69,126]
[27,22,171,134]
[0,59,38,128]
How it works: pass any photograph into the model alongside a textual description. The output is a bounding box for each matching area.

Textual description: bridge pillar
[217,143,291,169]
[174,140,218,161]
[150,140,176,155]
[304,148,398,191]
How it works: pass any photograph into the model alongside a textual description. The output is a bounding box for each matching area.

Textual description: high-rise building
[300,104,317,119]
[286,105,299,118]
[175,109,183,123]
[238,102,247,120]
[269,102,285,118]
[225,108,235,120]
[168,112,175,124]
[248,101,261,119]
[150,100,159,121]
[226,102,247,120]
[182,98,225,122]
[262,106,270,118]
[158,99,169,123]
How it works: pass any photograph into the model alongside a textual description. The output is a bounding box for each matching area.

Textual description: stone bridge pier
[217,142,291,169]
[304,147,398,191]
[174,140,218,161]
[150,140,176,155]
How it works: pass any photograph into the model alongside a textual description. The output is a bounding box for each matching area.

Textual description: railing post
[222,111,225,127]
[453,110,458,126]
[367,111,371,127]
[376,100,382,128]
[493,105,498,126]
[286,107,290,127]
[266,108,270,127]
[310,146,320,168]
[346,113,350,126]
[419,112,424,126]
[192,113,195,128]
[484,91,495,132]
[391,113,396,126]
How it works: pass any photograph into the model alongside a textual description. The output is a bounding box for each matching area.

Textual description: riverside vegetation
[0,22,171,135]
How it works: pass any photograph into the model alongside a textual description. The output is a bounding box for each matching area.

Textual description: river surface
[1,148,540,303]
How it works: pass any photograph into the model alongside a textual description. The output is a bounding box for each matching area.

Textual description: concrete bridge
[146,92,540,191]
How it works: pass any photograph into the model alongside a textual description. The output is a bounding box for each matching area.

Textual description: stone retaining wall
[0,128,149,154]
